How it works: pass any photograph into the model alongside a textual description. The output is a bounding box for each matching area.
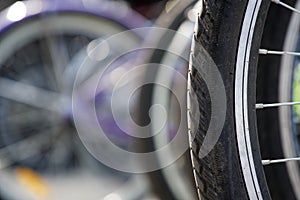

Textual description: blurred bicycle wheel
[137,0,199,199]
[0,1,149,199]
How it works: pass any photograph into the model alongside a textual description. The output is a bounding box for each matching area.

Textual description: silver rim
[237,0,300,198]
[235,0,263,199]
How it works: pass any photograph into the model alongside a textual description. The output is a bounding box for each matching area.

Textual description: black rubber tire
[189,1,251,199]
[189,0,300,199]
[188,0,272,199]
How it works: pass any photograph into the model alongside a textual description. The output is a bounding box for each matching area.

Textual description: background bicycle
[0,0,151,199]
[0,0,201,199]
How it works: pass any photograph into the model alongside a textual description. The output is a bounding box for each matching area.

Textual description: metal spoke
[259,49,300,56]
[263,157,300,165]
[6,109,50,125]
[45,36,70,90]
[256,102,300,109]
[272,0,300,14]
[0,77,67,114]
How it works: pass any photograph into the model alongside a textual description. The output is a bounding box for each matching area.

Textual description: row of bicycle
[0,0,199,199]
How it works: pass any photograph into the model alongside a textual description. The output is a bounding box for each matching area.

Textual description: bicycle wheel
[0,1,147,199]
[137,0,198,199]
[189,0,300,199]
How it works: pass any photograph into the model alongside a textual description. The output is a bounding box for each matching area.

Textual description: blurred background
[0,0,199,199]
